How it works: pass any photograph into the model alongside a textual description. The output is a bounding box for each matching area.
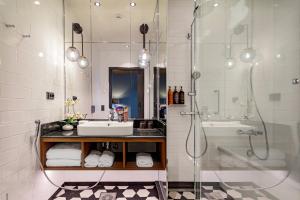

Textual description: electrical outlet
[91,105,96,113]
[46,92,55,100]
[101,105,105,111]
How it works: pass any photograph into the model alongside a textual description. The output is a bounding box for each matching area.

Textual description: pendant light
[77,33,89,68]
[138,24,151,68]
[239,24,256,63]
[225,34,235,69]
[66,23,82,62]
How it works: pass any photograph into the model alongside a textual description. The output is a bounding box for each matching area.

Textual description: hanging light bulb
[66,23,82,62]
[138,48,150,68]
[138,24,150,68]
[77,33,89,68]
[66,46,80,62]
[240,47,256,63]
[239,23,256,63]
[78,56,89,68]
[225,57,235,69]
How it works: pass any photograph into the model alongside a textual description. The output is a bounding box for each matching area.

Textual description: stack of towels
[84,150,115,168]
[136,153,153,168]
[46,143,81,167]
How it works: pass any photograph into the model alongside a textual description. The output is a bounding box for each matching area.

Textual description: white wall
[0,0,64,199]
[166,0,194,181]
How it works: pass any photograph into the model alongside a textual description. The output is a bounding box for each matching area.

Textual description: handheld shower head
[192,71,201,80]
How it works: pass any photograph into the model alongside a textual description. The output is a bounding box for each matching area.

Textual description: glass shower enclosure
[191,0,300,199]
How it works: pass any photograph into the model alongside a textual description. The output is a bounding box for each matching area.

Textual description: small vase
[62,124,74,131]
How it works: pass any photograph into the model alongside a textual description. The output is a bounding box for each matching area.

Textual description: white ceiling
[64,0,158,43]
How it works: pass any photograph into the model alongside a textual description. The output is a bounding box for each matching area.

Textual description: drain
[99,192,117,200]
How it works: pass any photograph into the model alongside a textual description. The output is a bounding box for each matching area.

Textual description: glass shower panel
[193,0,300,199]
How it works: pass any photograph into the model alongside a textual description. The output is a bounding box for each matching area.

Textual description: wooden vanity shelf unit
[40,137,166,170]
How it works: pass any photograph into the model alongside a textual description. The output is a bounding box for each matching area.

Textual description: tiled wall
[166,0,194,182]
[0,0,64,199]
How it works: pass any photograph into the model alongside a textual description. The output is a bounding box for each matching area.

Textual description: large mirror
[64,0,167,120]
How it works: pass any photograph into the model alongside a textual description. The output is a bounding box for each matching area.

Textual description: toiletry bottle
[179,86,185,104]
[168,86,173,105]
[173,86,179,104]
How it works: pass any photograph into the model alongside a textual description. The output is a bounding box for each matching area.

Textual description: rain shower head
[192,71,201,80]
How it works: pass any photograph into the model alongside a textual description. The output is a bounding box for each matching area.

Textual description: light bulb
[66,46,80,62]
[240,48,256,63]
[225,57,235,69]
[130,2,136,7]
[33,1,40,5]
[77,56,89,68]
[138,48,151,68]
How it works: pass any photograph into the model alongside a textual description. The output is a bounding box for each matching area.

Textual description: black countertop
[41,128,165,138]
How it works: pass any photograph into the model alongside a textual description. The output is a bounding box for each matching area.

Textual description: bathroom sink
[202,121,254,136]
[77,121,134,136]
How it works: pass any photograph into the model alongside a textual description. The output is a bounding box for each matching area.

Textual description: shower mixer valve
[237,129,263,136]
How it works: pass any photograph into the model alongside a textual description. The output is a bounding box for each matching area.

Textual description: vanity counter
[41,128,165,138]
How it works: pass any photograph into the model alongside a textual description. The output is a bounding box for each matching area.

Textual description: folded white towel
[85,150,101,164]
[46,159,81,167]
[136,153,153,168]
[46,143,81,160]
[98,151,115,167]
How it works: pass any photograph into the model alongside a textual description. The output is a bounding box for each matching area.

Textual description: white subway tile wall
[0,0,64,199]
[167,0,194,182]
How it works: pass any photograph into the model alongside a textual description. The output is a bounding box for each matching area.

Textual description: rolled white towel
[136,153,153,168]
[46,143,81,160]
[84,162,98,168]
[98,151,115,167]
[85,150,101,164]
[46,159,81,167]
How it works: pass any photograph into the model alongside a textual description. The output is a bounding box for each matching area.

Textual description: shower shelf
[40,137,166,171]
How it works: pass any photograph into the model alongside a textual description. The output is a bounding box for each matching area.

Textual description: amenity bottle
[173,86,179,104]
[168,86,173,105]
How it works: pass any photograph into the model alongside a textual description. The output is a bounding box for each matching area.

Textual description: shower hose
[214,65,292,190]
[186,65,292,191]
[34,120,105,191]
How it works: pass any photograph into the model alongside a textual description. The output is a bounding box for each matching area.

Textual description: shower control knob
[292,78,299,85]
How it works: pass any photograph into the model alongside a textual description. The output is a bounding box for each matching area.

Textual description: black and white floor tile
[168,182,279,200]
[49,182,159,200]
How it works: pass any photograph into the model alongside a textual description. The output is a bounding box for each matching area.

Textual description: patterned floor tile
[168,182,279,200]
[49,182,159,200]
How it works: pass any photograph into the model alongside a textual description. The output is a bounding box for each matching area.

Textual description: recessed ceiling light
[213,3,219,7]
[33,1,40,5]
[38,52,44,57]
[94,1,101,7]
[130,2,136,7]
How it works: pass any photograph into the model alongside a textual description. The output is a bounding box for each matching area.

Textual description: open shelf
[41,137,166,170]
[125,152,164,170]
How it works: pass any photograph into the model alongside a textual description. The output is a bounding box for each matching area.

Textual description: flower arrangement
[63,97,87,126]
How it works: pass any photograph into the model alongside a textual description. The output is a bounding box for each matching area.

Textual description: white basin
[202,121,254,136]
[77,121,134,136]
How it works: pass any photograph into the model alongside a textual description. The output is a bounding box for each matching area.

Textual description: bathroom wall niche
[64,0,167,120]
